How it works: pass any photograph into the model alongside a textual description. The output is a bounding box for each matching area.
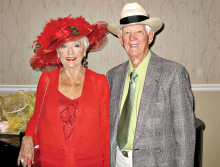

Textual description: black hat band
[120,15,148,24]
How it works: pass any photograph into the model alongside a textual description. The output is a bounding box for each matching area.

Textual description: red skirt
[40,152,104,167]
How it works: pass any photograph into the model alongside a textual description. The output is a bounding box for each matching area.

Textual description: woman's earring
[57,54,61,68]
[83,54,88,68]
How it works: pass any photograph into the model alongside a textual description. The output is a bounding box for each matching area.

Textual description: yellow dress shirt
[119,51,151,150]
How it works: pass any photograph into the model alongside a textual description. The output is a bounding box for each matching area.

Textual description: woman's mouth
[66,57,77,61]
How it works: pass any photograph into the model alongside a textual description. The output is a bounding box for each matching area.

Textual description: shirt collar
[128,51,151,80]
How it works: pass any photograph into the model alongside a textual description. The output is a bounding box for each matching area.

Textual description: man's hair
[120,25,152,35]
[145,25,152,34]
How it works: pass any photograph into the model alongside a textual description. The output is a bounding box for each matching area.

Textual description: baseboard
[191,84,220,91]
[0,84,220,92]
[0,85,37,92]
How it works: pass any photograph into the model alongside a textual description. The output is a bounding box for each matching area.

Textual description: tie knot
[130,70,138,82]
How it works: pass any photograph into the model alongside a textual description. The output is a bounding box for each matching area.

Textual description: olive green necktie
[117,70,138,149]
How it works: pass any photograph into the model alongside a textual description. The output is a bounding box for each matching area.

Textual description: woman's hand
[17,136,34,167]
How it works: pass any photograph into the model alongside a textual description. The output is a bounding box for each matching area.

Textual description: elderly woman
[17,15,110,167]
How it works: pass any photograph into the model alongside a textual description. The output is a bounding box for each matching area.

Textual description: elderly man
[106,2,195,167]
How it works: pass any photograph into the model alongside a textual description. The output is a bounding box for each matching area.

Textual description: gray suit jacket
[106,51,195,167]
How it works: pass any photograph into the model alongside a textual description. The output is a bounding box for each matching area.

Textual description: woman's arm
[17,71,50,166]
[100,76,110,167]
[25,71,50,137]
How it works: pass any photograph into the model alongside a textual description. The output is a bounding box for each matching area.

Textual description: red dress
[25,68,110,167]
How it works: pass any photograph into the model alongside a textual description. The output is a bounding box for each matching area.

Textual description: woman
[17,15,110,167]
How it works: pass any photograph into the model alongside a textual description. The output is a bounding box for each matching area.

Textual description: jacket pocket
[154,144,176,166]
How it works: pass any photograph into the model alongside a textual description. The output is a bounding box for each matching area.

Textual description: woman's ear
[56,50,60,58]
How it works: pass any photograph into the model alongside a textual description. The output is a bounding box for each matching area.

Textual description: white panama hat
[108,2,163,35]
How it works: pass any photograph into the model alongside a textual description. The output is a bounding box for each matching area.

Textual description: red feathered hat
[30,15,108,71]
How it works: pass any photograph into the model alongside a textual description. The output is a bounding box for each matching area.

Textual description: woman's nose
[68,46,73,55]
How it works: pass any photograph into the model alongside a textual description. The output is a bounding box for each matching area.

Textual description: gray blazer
[106,51,195,167]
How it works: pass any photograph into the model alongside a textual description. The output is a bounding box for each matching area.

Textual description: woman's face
[57,40,86,69]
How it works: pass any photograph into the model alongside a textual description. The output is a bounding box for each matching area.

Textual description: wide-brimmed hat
[108,2,163,36]
[30,15,108,71]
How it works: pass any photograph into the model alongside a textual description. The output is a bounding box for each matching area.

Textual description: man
[106,2,195,167]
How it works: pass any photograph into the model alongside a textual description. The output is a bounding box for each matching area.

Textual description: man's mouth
[130,44,138,47]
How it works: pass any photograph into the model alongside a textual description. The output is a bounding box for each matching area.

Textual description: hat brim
[108,17,163,36]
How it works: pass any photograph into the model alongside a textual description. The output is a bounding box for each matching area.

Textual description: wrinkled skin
[118,24,154,69]
[17,136,34,167]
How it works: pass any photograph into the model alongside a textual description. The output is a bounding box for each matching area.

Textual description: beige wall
[0,0,220,166]
[0,0,220,84]
[194,91,220,167]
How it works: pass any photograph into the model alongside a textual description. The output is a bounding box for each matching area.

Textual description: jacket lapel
[115,61,129,118]
[134,51,163,145]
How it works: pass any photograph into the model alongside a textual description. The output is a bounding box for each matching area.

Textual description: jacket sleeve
[170,66,195,167]
[25,71,50,138]
[100,75,110,167]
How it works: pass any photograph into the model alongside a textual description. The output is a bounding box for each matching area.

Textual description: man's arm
[170,66,195,167]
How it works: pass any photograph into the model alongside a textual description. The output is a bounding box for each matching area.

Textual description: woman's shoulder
[39,68,59,83]
[86,68,108,83]
[86,68,105,78]
[39,71,50,81]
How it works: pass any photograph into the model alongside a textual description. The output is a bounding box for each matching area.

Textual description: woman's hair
[79,36,90,51]
[78,37,89,67]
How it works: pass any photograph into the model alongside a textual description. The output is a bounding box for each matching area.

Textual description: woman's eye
[137,31,142,33]
[60,44,67,48]
[74,44,80,47]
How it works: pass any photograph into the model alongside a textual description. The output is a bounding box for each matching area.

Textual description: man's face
[118,24,154,66]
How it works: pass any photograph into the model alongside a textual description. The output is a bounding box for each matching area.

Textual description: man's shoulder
[151,51,187,72]
[106,61,129,77]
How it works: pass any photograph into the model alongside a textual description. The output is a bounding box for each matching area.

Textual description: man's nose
[129,32,136,41]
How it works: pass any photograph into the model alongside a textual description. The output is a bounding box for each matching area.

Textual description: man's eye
[137,31,142,33]
[61,44,67,48]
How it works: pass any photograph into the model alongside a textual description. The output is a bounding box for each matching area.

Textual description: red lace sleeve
[25,71,51,138]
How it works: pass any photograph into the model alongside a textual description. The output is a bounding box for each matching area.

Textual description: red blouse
[58,91,80,145]
[25,68,110,167]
